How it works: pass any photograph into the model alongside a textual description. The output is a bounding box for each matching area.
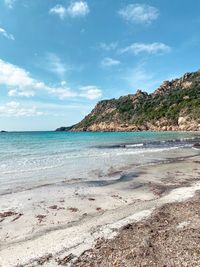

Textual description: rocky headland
[57,70,200,132]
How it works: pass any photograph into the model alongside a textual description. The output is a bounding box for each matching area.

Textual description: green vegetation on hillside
[117,85,200,125]
[57,70,200,131]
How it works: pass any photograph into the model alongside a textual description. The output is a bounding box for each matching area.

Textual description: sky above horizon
[0,0,200,131]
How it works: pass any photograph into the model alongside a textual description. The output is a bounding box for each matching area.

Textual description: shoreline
[0,153,200,266]
[1,148,199,197]
[1,131,199,198]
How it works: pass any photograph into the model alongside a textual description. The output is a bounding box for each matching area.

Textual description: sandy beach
[1,0,200,265]
[0,149,200,266]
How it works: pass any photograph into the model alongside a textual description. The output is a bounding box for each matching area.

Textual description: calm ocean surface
[0,131,199,194]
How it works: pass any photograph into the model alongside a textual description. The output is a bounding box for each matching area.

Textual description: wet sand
[0,153,200,266]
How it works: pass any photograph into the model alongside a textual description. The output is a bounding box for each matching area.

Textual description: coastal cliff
[57,70,200,132]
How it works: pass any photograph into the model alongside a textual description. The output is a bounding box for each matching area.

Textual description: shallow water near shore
[0,131,200,195]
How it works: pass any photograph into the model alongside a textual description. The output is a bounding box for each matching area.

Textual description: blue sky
[0,0,200,130]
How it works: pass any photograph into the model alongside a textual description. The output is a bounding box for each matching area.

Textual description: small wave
[125,143,144,148]
[115,146,180,156]
[193,147,200,150]
[0,162,67,175]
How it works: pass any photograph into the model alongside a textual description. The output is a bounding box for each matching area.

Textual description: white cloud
[0,27,14,40]
[0,59,44,97]
[79,86,102,100]
[67,1,89,17]
[118,4,159,24]
[0,59,102,100]
[49,1,89,19]
[49,5,66,20]
[0,101,43,117]
[49,84,102,100]
[101,57,120,67]
[4,0,16,8]
[47,85,77,100]
[120,42,171,55]
[99,42,118,51]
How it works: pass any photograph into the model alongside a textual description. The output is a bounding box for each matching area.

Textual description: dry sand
[74,190,200,267]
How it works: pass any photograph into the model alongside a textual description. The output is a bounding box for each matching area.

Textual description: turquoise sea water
[0,131,199,195]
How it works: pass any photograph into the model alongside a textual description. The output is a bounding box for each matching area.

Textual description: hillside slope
[58,70,200,132]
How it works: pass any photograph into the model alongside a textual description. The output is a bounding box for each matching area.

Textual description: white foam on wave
[125,143,144,148]
[115,146,180,156]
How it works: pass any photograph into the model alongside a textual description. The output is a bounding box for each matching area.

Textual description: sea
[0,131,199,195]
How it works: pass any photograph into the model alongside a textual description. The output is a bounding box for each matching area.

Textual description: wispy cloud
[46,53,67,78]
[0,59,102,100]
[49,1,90,20]
[29,101,93,112]
[101,57,120,67]
[118,4,159,25]
[0,101,43,117]
[49,5,66,20]
[4,0,16,9]
[124,63,162,92]
[79,86,102,100]
[99,42,118,51]
[45,84,102,100]
[0,27,14,40]
[47,85,77,100]
[120,43,171,55]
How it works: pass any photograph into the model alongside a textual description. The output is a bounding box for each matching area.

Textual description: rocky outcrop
[55,126,74,132]
[57,69,200,132]
[193,143,200,149]
[152,71,200,97]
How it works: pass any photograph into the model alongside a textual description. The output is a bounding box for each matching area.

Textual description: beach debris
[49,205,64,211]
[49,205,58,210]
[88,198,95,201]
[149,183,167,197]
[36,214,46,223]
[56,253,75,265]
[72,192,200,267]
[111,194,122,199]
[122,224,134,230]
[12,213,23,222]
[36,253,53,265]
[68,207,79,212]
[0,211,17,218]
[193,143,200,149]
[96,207,102,211]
